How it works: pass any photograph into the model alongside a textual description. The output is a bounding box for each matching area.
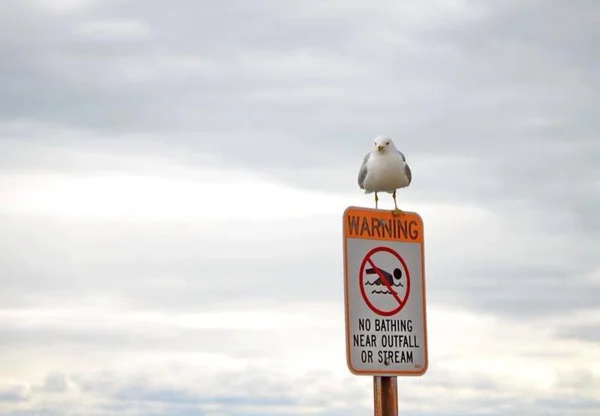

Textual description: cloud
[0,135,598,414]
[74,19,151,40]
[0,383,29,403]
[0,137,597,318]
[0,0,599,415]
[1,302,599,415]
[39,373,69,394]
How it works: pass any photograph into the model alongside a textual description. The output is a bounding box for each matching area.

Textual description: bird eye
[386,141,390,145]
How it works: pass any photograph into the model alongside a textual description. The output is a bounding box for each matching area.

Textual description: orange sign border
[342,206,429,376]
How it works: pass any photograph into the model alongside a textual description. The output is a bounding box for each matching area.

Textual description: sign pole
[374,376,398,416]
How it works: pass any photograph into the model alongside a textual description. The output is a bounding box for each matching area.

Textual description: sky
[0,0,599,415]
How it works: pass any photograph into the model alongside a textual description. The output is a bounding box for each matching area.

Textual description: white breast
[363,153,409,193]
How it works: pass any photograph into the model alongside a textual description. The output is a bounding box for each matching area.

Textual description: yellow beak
[377,145,385,152]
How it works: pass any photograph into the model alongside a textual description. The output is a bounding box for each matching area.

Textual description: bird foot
[391,208,405,217]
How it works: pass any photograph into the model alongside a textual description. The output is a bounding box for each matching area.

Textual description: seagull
[357,135,412,216]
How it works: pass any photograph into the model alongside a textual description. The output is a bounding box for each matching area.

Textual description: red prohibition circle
[359,246,411,317]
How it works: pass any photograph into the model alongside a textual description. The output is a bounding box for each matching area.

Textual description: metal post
[374,376,398,416]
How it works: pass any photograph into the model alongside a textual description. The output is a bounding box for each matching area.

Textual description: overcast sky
[1,0,599,415]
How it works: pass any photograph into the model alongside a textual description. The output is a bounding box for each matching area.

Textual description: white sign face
[343,206,428,376]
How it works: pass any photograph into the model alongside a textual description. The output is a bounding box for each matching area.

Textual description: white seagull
[357,135,412,215]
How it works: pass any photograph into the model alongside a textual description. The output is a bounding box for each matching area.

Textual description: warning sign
[343,206,428,376]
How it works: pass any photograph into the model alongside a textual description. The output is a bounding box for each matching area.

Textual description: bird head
[373,136,396,153]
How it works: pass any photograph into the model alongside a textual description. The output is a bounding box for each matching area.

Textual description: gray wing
[357,152,370,189]
[398,151,412,185]
[405,162,412,185]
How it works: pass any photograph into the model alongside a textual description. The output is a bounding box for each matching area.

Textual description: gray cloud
[65,368,371,415]
[2,0,598,215]
[0,215,342,310]
[0,0,599,415]
[6,364,599,416]
[555,324,600,344]
[0,383,29,403]
[2,1,597,155]
[39,373,69,394]
[3,0,597,235]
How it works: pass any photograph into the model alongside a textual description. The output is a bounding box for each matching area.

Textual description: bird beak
[377,145,385,152]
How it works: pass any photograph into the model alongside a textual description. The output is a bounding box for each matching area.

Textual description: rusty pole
[374,376,398,416]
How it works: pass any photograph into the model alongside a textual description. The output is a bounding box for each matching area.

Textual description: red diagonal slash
[366,258,404,306]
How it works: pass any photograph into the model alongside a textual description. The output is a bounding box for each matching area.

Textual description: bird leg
[391,190,404,216]
[374,192,379,209]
